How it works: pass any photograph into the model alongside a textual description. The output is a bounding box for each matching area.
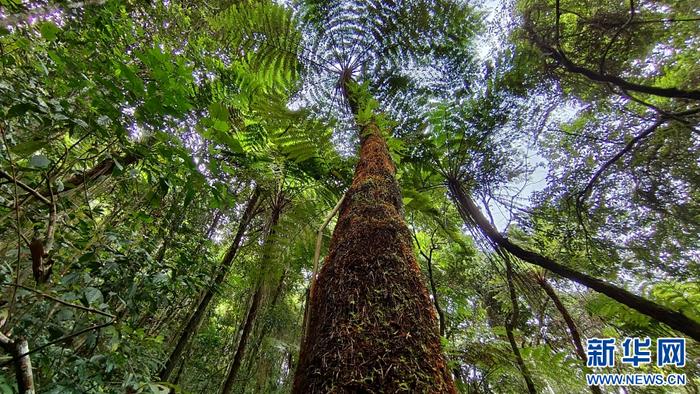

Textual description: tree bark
[549,46,700,100]
[158,187,261,382]
[537,276,602,394]
[446,178,700,341]
[293,84,455,393]
[15,338,34,394]
[0,334,35,394]
[154,196,186,266]
[238,269,289,393]
[62,152,141,193]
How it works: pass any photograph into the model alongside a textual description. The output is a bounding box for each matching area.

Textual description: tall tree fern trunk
[504,255,537,394]
[294,85,455,393]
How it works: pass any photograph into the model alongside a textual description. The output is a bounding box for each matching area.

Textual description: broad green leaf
[209,102,228,121]
[213,119,229,132]
[6,103,34,118]
[39,21,60,41]
[10,140,44,156]
[29,154,50,168]
[84,287,104,306]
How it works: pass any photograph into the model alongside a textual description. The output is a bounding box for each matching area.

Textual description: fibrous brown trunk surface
[293,121,455,393]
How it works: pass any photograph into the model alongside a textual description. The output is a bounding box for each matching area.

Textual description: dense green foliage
[0,0,698,393]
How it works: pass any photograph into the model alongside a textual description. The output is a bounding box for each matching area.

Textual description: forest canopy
[0,0,698,393]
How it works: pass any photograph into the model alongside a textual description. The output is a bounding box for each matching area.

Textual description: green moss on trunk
[293,123,455,393]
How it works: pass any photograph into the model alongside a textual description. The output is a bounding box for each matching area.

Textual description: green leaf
[73,118,89,129]
[10,140,44,157]
[150,383,180,393]
[183,181,196,208]
[209,101,228,121]
[6,103,34,118]
[29,154,50,168]
[84,287,103,306]
[203,128,243,153]
[213,119,229,132]
[96,115,112,128]
[112,156,124,172]
[118,62,145,95]
[39,22,60,41]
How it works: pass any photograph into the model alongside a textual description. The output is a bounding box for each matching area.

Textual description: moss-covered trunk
[293,89,455,392]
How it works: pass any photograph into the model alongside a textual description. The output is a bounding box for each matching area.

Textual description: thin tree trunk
[504,256,537,394]
[15,339,34,394]
[158,187,261,382]
[293,83,455,393]
[242,267,290,393]
[154,197,186,266]
[220,282,264,394]
[505,325,536,393]
[205,210,223,239]
[0,334,35,394]
[537,276,602,394]
[172,352,187,385]
[220,193,285,394]
[426,250,446,337]
[446,178,700,341]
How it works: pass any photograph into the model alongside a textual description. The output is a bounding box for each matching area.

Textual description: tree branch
[0,320,115,368]
[522,16,700,101]
[302,193,345,340]
[0,169,51,205]
[1,282,115,319]
[577,118,664,205]
[447,178,700,341]
[598,0,635,74]
[545,45,700,100]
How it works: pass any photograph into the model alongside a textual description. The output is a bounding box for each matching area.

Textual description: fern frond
[210,0,305,92]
